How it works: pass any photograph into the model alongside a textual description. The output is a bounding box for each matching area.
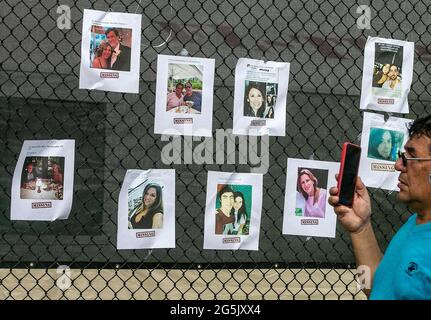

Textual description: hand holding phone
[337,142,361,207]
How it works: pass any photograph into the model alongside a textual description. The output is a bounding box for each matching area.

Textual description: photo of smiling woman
[244,81,266,118]
[368,127,404,162]
[91,41,113,69]
[222,191,250,235]
[296,168,328,219]
[231,192,250,235]
[129,183,163,229]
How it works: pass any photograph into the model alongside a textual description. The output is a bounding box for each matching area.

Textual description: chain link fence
[0,0,429,299]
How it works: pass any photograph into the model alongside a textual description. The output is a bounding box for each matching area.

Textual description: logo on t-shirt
[405,262,418,276]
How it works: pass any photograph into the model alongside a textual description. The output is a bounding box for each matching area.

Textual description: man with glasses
[328,115,431,299]
[183,82,202,113]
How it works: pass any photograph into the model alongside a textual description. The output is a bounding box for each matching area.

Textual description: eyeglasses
[185,86,192,89]
[397,151,431,167]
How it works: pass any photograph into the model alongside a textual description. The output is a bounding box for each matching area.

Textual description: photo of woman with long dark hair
[228,191,249,235]
[244,81,266,118]
[368,128,403,162]
[129,183,163,229]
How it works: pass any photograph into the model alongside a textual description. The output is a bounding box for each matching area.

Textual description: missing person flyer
[154,55,215,137]
[117,169,175,250]
[79,9,142,93]
[359,112,412,190]
[11,140,75,221]
[282,158,339,238]
[360,37,414,114]
[203,171,263,251]
[233,58,290,136]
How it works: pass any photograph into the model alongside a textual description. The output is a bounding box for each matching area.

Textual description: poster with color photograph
[117,169,175,249]
[203,171,263,250]
[360,37,414,113]
[79,9,142,93]
[11,140,75,221]
[233,58,290,136]
[283,158,339,238]
[358,112,412,190]
[154,55,215,137]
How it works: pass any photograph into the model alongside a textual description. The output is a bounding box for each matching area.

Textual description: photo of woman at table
[20,157,65,200]
[21,162,38,188]
[51,162,63,184]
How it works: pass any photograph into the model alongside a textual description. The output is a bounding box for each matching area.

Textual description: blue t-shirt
[183,92,202,112]
[370,214,431,300]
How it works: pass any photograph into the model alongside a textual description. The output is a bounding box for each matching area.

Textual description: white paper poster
[233,58,290,136]
[358,112,412,190]
[283,158,339,238]
[11,140,75,221]
[203,171,263,251]
[360,36,414,114]
[154,55,215,137]
[117,169,175,250]
[79,9,142,93]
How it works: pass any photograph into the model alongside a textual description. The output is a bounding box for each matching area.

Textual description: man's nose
[394,157,405,172]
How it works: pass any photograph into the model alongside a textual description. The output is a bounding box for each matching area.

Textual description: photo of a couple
[214,184,252,236]
[166,63,203,114]
[90,26,132,72]
[372,43,403,95]
[20,156,65,200]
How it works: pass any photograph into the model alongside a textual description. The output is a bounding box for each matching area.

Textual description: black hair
[142,183,163,215]
[51,161,61,168]
[245,82,266,102]
[233,191,247,223]
[175,82,184,89]
[408,115,431,140]
[105,28,119,37]
[368,128,395,160]
[408,115,431,154]
[218,185,234,201]
[244,81,266,117]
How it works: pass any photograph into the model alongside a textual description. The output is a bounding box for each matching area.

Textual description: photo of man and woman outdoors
[243,80,277,118]
[215,184,252,236]
[367,127,404,162]
[372,42,403,97]
[89,25,132,72]
[127,181,164,230]
[20,156,64,200]
[166,63,203,114]
[295,168,328,219]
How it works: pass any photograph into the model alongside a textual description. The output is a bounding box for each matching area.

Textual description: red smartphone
[337,142,361,207]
